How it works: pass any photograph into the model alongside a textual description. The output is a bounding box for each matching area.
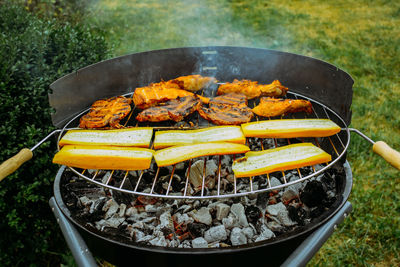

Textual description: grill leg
[49,197,97,267]
[281,201,353,267]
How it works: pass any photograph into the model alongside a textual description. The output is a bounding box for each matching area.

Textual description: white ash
[230,227,247,246]
[204,225,227,243]
[189,207,212,225]
[63,161,342,249]
[192,237,208,248]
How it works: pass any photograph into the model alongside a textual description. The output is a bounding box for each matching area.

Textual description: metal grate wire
[57,91,350,199]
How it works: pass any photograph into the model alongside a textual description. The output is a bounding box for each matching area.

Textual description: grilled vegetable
[153,126,246,149]
[154,142,250,167]
[58,127,153,147]
[241,119,341,138]
[232,143,331,177]
[53,145,154,170]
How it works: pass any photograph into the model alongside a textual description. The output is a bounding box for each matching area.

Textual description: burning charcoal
[167,162,185,174]
[221,155,232,168]
[135,171,156,192]
[204,225,228,243]
[310,206,326,218]
[242,226,255,241]
[288,205,309,226]
[102,171,112,184]
[95,216,125,230]
[159,211,174,235]
[129,227,146,241]
[256,192,269,209]
[145,204,158,213]
[262,138,275,149]
[89,197,106,215]
[266,202,286,216]
[187,223,207,238]
[321,172,336,191]
[192,237,208,248]
[269,176,282,187]
[230,203,249,227]
[230,227,247,246]
[215,203,230,220]
[173,213,194,225]
[137,235,154,244]
[158,167,170,177]
[189,207,212,225]
[300,180,327,208]
[255,224,275,242]
[176,204,192,214]
[245,206,261,225]
[118,204,127,217]
[187,160,205,189]
[103,199,119,219]
[222,215,235,229]
[187,159,218,191]
[168,239,180,248]
[322,195,337,208]
[266,220,285,233]
[125,206,138,217]
[179,240,192,248]
[111,189,135,205]
[282,189,298,204]
[277,210,296,227]
[128,170,139,178]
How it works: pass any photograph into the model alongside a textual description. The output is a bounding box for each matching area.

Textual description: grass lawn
[83,0,400,265]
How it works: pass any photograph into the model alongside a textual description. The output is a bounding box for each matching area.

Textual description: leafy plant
[0,2,109,265]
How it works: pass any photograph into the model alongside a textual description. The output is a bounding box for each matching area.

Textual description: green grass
[82,1,400,265]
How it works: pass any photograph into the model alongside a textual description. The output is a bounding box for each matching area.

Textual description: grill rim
[53,161,352,254]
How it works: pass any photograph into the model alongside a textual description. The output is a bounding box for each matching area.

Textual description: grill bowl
[53,161,352,266]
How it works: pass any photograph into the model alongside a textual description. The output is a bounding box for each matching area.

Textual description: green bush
[0,2,109,265]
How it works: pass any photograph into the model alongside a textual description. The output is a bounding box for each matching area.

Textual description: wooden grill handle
[372,141,400,170]
[0,148,33,182]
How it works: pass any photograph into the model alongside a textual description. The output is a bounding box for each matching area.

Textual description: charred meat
[252,97,313,117]
[198,93,254,125]
[136,95,202,122]
[79,96,132,129]
[217,79,288,99]
[132,83,209,109]
[169,74,217,92]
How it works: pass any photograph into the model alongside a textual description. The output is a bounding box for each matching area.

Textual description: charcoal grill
[1,46,398,266]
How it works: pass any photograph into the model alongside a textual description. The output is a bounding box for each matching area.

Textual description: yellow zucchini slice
[241,119,341,138]
[53,145,154,170]
[154,142,250,167]
[232,143,331,178]
[59,127,153,147]
[153,126,245,149]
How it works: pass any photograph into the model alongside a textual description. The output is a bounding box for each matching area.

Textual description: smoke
[88,0,288,53]
[160,0,261,47]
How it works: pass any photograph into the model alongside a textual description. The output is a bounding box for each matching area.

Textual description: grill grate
[57,91,350,199]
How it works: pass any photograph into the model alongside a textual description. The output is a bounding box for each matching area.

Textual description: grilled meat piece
[198,93,254,125]
[217,79,288,99]
[169,74,217,92]
[136,95,201,122]
[79,96,132,129]
[252,97,313,117]
[132,83,209,109]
